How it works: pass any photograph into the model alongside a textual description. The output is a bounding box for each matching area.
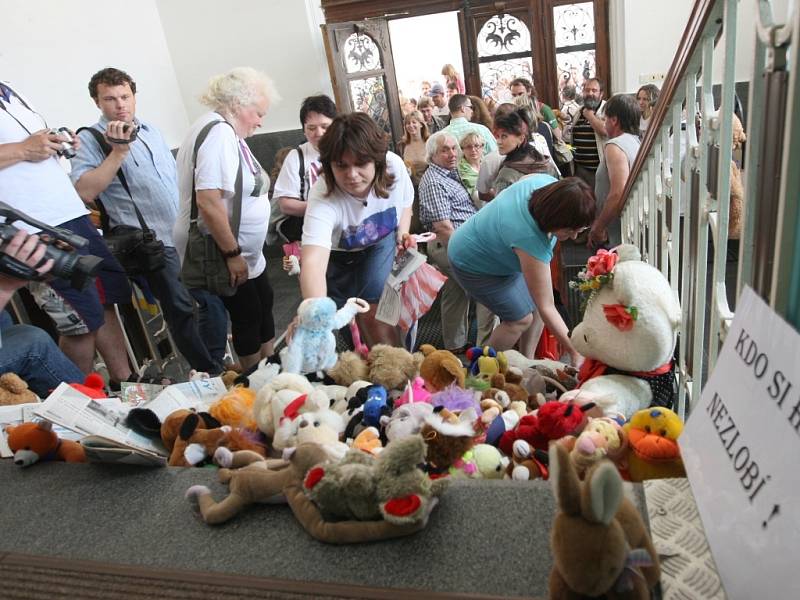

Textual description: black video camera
[0,202,102,290]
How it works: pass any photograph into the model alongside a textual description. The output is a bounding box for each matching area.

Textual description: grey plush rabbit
[547,444,660,599]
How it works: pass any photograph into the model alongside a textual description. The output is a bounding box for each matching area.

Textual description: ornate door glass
[349,76,390,134]
[344,31,382,73]
[339,31,392,138]
[477,13,533,104]
[552,2,596,94]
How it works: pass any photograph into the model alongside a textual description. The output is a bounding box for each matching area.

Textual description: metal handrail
[618,0,798,417]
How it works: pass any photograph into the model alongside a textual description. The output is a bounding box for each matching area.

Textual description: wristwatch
[221,245,242,259]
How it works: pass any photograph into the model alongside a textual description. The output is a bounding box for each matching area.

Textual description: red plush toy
[5,421,86,467]
[499,401,595,455]
[69,373,107,398]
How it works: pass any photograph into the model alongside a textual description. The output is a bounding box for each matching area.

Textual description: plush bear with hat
[570,245,681,419]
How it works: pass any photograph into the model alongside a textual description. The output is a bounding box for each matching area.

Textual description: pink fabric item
[397,263,447,331]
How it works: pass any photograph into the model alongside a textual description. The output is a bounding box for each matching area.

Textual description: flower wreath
[569,248,639,331]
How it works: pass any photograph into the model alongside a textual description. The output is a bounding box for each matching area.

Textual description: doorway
[388,12,464,108]
[321,0,609,145]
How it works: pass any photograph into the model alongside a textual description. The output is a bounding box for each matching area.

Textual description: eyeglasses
[462,143,484,150]
[463,104,473,109]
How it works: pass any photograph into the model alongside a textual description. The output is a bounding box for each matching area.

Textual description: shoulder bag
[180,119,243,297]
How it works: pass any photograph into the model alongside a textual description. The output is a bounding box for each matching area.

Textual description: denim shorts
[44,216,132,333]
[326,233,396,307]
[449,262,535,322]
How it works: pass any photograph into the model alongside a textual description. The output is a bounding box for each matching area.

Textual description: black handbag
[77,127,166,275]
[179,119,243,297]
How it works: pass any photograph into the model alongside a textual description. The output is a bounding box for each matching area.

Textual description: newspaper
[33,384,164,461]
[32,377,226,466]
[375,247,427,326]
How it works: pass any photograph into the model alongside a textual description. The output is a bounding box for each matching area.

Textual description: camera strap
[189,119,243,239]
[0,82,48,135]
[76,126,152,235]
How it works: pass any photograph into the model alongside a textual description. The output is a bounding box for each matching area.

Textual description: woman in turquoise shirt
[447,175,594,363]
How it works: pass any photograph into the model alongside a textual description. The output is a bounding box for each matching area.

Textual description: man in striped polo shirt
[571,78,607,189]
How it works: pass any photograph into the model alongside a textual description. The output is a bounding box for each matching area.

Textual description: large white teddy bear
[570,245,681,419]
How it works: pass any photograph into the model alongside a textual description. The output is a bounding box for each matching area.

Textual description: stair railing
[619,0,799,418]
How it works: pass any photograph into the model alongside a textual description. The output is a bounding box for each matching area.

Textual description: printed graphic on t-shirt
[339,206,396,250]
[309,161,322,188]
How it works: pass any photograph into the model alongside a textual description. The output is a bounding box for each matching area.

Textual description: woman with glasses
[447,176,594,361]
[299,112,414,346]
[174,67,277,370]
[458,132,484,203]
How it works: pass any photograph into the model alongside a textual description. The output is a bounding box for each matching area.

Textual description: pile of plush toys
[3,245,684,597]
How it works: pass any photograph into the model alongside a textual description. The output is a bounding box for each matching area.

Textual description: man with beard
[571,78,607,188]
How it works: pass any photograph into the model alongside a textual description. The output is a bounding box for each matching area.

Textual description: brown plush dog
[419,344,465,391]
[186,443,328,524]
[548,444,660,599]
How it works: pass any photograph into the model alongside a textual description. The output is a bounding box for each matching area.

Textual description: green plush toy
[301,434,448,526]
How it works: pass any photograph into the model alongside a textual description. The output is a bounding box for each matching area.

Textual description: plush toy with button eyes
[570,245,681,420]
[623,406,685,481]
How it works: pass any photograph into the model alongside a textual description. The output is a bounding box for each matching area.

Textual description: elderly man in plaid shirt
[419,131,495,353]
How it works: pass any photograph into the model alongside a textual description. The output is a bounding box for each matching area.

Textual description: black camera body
[104,224,165,275]
[0,202,102,290]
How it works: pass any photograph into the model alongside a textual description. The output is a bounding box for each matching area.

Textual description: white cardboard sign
[682,286,800,598]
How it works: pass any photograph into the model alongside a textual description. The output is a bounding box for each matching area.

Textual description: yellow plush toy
[623,407,685,481]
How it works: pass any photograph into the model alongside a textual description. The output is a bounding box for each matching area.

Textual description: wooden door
[322,20,404,147]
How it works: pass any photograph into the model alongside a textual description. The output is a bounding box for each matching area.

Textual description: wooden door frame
[322,20,404,145]
[321,0,611,109]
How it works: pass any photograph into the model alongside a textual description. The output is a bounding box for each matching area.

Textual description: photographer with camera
[0,229,84,396]
[71,68,223,376]
[0,79,134,384]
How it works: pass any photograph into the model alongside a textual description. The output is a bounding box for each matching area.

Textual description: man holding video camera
[71,68,222,375]
[0,230,85,396]
[0,78,134,384]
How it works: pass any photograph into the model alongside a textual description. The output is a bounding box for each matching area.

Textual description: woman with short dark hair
[299,112,414,346]
[448,176,594,361]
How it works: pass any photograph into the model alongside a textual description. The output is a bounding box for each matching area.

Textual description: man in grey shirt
[71,67,222,375]
[591,93,641,247]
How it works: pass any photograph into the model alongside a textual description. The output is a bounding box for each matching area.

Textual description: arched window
[477,13,532,103]
[340,30,391,136]
[552,2,597,94]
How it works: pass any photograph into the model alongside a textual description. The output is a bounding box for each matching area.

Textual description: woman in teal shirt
[448,175,594,362]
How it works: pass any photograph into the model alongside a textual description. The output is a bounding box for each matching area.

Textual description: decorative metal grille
[344,31,382,73]
[479,57,533,102]
[556,49,596,92]
[349,76,391,135]
[477,13,531,57]
[553,2,595,48]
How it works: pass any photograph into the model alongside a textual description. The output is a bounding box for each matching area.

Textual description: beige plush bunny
[547,444,660,599]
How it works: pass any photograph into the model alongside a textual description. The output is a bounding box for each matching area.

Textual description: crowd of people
[0,61,661,396]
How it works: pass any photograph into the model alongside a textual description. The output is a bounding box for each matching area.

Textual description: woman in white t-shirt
[174,67,277,370]
[300,112,415,346]
[272,94,337,243]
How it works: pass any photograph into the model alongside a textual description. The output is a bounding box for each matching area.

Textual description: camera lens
[41,243,102,290]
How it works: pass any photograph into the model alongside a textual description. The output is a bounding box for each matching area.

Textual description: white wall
[0,0,189,147]
[611,0,793,94]
[155,0,333,134]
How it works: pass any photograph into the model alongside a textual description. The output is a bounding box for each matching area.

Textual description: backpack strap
[76,126,151,233]
[190,119,243,238]
[297,145,305,200]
